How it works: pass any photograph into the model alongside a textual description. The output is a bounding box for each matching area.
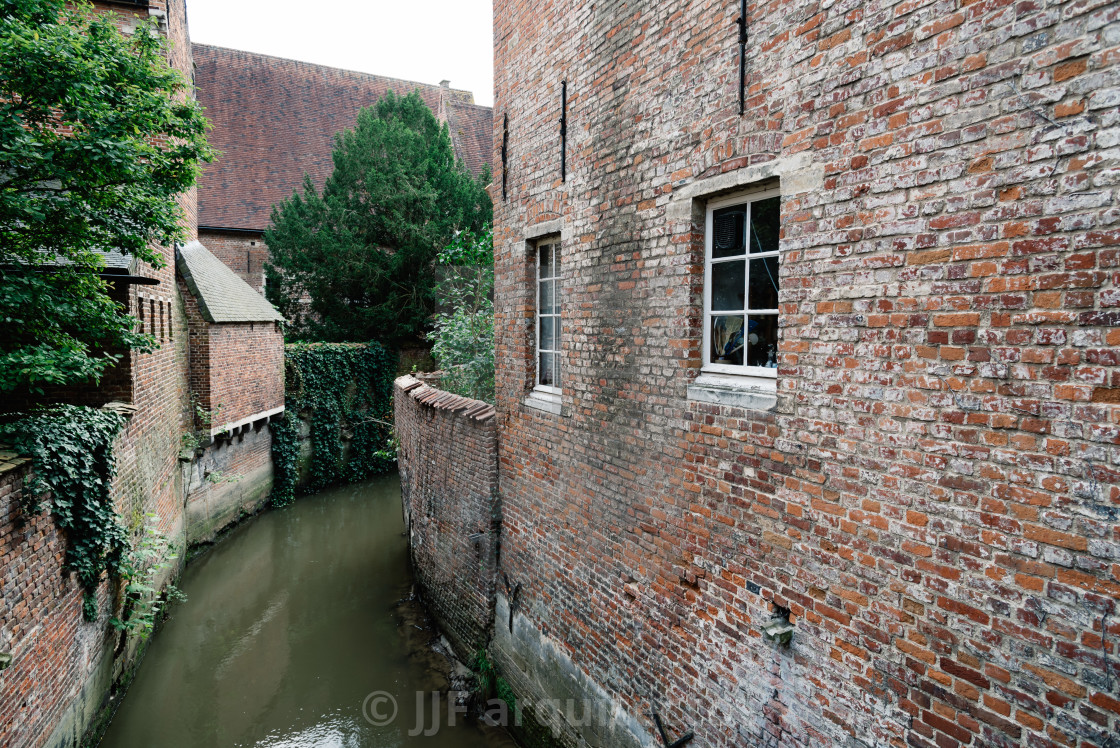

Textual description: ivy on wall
[0,404,128,620]
[270,342,396,507]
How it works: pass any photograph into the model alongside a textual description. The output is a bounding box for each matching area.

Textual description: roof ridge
[191,44,475,98]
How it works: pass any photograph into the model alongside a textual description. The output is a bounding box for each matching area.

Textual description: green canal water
[99,475,516,748]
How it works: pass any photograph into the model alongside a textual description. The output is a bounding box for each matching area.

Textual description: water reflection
[100,475,514,748]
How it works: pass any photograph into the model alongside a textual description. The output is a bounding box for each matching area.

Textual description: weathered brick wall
[198,230,269,294]
[0,4,199,746]
[0,462,102,748]
[394,376,500,658]
[208,323,284,425]
[493,0,1119,747]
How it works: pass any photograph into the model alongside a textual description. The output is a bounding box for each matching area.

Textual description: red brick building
[193,45,494,293]
[488,0,1120,746]
[0,4,285,747]
[177,241,285,542]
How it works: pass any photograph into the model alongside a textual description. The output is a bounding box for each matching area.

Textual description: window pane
[749,196,780,254]
[711,260,745,311]
[539,243,552,276]
[540,316,558,351]
[710,315,744,366]
[746,315,779,368]
[539,352,556,386]
[712,206,746,258]
[539,279,555,314]
[748,256,779,310]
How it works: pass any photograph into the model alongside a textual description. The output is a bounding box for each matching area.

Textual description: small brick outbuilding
[176,240,285,542]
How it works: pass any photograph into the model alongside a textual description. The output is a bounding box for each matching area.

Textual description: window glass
[705,192,780,373]
[537,239,561,389]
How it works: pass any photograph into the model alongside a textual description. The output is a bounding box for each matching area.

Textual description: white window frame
[535,236,562,395]
[702,185,782,381]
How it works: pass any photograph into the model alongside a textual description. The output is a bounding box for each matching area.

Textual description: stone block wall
[491,0,1120,747]
[394,376,500,659]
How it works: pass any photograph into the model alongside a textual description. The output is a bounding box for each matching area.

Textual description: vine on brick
[269,342,396,507]
[0,404,128,620]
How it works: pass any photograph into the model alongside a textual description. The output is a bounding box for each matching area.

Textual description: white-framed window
[702,186,781,379]
[535,237,561,392]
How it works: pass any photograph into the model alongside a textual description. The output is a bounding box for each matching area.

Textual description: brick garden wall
[394,376,500,658]
[491,0,1120,747]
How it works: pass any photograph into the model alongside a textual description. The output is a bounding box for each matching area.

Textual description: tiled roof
[176,241,285,323]
[194,45,492,232]
[445,100,494,180]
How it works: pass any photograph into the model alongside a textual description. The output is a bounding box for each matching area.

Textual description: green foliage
[264,90,492,347]
[268,411,299,508]
[109,514,185,641]
[0,0,215,394]
[0,404,127,619]
[429,225,495,403]
[471,649,516,713]
[269,342,397,507]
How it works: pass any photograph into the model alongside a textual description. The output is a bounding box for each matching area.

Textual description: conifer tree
[264,90,492,346]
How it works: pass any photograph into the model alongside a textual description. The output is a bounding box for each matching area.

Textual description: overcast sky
[184,0,495,106]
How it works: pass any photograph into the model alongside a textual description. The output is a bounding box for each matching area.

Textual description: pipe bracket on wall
[559,81,568,182]
[501,113,509,200]
[736,0,748,115]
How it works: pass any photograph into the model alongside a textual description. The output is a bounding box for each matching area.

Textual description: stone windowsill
[686,373,778,411]
[525,388,562,415]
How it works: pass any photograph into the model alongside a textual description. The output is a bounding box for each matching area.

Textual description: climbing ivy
[0,404,128,620]
[270,342,397,507]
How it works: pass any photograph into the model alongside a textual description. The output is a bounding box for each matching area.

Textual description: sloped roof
[445,100,494,179]
[194,45,493,232]
[176,241,284,323]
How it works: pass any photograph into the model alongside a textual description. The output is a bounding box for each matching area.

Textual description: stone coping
[395,375,496,423]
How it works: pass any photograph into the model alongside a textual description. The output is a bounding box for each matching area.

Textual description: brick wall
[492,0,1120,747]
[178,281,283,544]
[394,376,499,658]
[0,462,102,748]
[198,229,269,294]
[208,323,284,426]
[0,3,201,746]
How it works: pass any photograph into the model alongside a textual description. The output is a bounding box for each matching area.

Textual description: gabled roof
[194,45,493,232]
[176,241,284,323]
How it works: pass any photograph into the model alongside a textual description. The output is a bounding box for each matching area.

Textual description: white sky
[183,0,495,106]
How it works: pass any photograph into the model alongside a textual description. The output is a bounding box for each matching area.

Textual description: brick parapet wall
[394,376,499,658]
[493,0,1120,747]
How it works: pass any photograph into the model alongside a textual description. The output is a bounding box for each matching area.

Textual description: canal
[100,475,516,748]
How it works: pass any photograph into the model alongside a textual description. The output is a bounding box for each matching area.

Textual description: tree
[0,0,215,394]
[264,90,492,346]
[429,225,494,403]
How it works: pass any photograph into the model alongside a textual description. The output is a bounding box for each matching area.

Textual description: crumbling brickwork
[491,0,1120,747]
[395,376,499,658]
